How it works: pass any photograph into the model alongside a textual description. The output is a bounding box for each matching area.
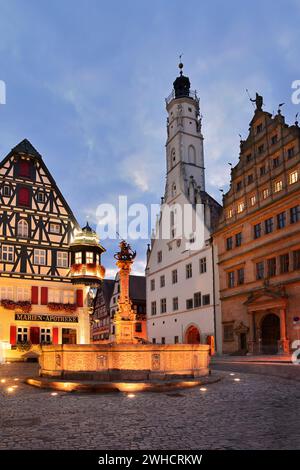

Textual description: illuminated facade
[146,64,222,349]
[213,97,300,354]
[0,139,105,360]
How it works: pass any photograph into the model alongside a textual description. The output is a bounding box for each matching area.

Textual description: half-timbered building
[0,139,105,361]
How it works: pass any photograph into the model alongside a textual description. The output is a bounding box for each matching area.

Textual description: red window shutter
[30,327,40,345]
[19,160,30,177]
[31,286,39,305]
[52,327,59,345]
[76,289,83,307]
[41,287,48,305]
[18,187,30,206]
[10,325,17,345]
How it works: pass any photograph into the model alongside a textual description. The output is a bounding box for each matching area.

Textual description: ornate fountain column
[113,241,138,344]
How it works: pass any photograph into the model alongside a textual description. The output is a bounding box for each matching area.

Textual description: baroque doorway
[261,314,280,354]
[185,325,200,344]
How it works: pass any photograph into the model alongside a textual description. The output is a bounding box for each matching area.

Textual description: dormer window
[256,123,263,134]
[19,160,31,177]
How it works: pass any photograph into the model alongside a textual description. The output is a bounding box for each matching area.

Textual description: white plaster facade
[146,70,222,351]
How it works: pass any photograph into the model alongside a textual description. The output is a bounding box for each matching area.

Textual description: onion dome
[173,61,191,99]
[69,222,106,286]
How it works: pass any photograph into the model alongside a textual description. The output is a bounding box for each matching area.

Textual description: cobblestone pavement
[0,363,299,450]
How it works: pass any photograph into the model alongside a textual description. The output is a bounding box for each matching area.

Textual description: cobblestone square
[0,363,299,450]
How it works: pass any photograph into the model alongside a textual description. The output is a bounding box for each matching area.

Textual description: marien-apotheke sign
[15,313,78,323]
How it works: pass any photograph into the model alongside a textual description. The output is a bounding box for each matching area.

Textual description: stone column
[113,241,138,344]
[279,308,289,354]
[247,312,256,355]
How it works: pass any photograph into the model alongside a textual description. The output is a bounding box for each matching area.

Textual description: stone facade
[213,100,300,354]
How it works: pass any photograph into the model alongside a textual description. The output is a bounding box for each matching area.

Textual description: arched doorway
[185,325,200,344]
[261,314,280,354]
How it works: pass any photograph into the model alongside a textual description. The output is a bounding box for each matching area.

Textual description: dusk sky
[1,0,300,277]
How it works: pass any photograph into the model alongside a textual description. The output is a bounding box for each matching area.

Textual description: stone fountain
[31,241,210,392]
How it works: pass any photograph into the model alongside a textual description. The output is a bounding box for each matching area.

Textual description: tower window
[188,145,196,164]
[75,252,82,264]
[86,252,93,263]
[157,251,162,263]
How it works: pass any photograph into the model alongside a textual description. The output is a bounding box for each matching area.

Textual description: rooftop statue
[250,92,263,111]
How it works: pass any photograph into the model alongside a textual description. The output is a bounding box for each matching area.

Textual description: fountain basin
[39,343,210,381]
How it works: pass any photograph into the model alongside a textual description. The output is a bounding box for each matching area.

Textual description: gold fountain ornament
[113,241,138,344]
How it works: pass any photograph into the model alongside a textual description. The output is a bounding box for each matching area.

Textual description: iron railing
[165,89,198,105]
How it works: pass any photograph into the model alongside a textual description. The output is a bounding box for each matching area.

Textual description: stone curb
[24,375,222,393]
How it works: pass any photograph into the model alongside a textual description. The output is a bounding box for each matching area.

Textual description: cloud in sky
[1,0,300,276]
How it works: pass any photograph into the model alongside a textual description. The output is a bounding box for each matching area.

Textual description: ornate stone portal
[113,241,138,344]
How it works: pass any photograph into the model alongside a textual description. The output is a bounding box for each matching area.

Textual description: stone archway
[185,325,200,344]
[261,313,280,354]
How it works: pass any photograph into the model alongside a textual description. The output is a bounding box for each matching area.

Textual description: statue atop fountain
[113,240,138,344]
